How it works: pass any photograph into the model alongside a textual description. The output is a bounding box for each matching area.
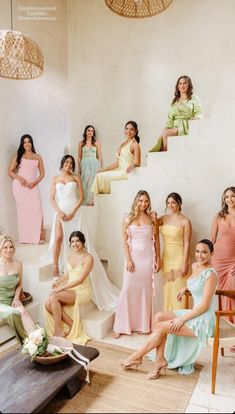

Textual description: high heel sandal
[52,265,60,281]
[147,363,168,380]
[120,356,142,371]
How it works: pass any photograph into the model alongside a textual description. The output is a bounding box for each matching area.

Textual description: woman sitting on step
[0,235,35,344]
[44,231,93,344]
[149,75,203,152]
[91,120,141,195]
[120,239,217,379]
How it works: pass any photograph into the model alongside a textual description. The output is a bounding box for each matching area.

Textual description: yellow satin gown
[91,139,135,194]
[44,263,92,345]
[161,224,188,310]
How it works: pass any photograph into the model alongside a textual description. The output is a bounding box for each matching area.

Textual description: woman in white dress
[42,154,119,311]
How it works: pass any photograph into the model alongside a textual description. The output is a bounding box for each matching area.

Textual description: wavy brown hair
[172,75,193,104]
[82,125,96,147]
[125,190,155,230]
[218,186,235,218]
[165,192,182,212]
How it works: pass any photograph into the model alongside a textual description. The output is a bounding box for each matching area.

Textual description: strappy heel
[120,356,142,371]
[147,363,168,380]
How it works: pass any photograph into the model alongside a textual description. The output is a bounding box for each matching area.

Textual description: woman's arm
[126,142,141,173]
[8,155,28,186]
[122,218,134,272]
[158,215,164,227]
[65,175,84,221]
[27,155,45,189]
[53,255,94,292]
[171,272,217,332]
[152,212,161,272]
[210,214,219,244]
[96,141,103,167]
[181,218,192,276]
[100,159,119,172]
[77,142,83,174]
[12,262,23,306]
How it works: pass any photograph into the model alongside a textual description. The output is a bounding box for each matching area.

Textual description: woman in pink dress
[211,186,235,351]
[8,134,45,244]
[113,190,161,338]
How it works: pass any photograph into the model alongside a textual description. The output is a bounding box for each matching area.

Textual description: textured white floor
[99,332,235,413]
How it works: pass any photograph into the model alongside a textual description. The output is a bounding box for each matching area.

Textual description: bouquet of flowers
[22,325,49,361]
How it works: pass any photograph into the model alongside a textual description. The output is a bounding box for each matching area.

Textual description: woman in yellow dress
[158,193,192,310]
[149,75,203,152]
[91,121,141,195]
[44,231,93,345]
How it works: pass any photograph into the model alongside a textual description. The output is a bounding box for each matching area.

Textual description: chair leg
[220,347,224,357]
[211,339,219,394]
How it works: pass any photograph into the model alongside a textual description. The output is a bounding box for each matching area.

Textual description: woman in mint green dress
[0,236,35,343]
[149,75,203,152]
[78,125,102,206]
[120,239,217,379]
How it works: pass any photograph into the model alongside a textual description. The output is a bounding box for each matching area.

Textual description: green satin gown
[0,274,26,343]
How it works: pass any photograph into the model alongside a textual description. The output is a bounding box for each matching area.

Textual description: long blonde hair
[0,235,15,255]
[125,190,154,229]
[218,186,235,219]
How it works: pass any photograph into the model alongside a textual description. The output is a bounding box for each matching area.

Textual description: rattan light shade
[0,30,44,80]
[105,0,173,18]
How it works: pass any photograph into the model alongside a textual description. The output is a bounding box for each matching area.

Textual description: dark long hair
[69,231,86,246]
[60,155,76,172]
[218,186,235,219]
[16,134,36,168]
[125,121,140,144]
[82,125,96,147]
[172,75,193,104]
[165,192,182,212]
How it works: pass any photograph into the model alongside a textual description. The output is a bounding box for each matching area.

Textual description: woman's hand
[58,211,66,221]
[181,263,189,277]
[176,287,187,302]
[18,176,28,186]
[26,181,37,189]
[126,259,135,273]
[169,317,185,333]
[12,298,22,307]
[65,211,75,221]
[154,258,161,273]
[50,285,64,296]
[126,165,134,174]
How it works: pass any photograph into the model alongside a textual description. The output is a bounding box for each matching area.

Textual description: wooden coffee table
[0,344,99,413]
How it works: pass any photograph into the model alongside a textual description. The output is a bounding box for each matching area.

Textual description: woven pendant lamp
[104,0,173,18]
[0,1,44,80]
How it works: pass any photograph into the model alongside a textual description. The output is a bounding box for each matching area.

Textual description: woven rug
[43,340,202,413]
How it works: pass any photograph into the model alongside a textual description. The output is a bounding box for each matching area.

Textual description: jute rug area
[43,340,202,413]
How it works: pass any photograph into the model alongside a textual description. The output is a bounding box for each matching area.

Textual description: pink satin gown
[12,158,43,244]
[113,224,155,335]
[212,222,235,323]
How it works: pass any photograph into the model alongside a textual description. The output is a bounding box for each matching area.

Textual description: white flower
[27,342,37,356]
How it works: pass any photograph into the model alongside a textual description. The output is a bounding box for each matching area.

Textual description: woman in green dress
[149,75,203,152]
[0,235,35,343]
[120,239,217,379]
[78,125,102,206]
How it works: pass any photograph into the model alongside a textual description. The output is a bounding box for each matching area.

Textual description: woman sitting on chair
[120,239,217,379]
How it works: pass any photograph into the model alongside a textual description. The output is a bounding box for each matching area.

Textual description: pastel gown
[149,94,203,152]
[212,222,235,323]
[44,263,92,345]
[80,145,100,205]
[0,274,26,343]
[12,158,43,243]
[161,225,188,310]
[113,225,155,335]
[91,139,135,195]
[41,182,120,311]
[164,268,217,374]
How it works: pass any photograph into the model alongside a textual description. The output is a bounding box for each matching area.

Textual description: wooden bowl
[34,352,68,365]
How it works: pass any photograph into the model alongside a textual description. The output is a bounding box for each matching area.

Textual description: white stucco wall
[0,0,69,238]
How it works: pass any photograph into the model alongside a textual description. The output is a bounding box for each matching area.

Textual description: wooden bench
[0,343,99,413]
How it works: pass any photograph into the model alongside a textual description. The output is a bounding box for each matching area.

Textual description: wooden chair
[185,289,235,394]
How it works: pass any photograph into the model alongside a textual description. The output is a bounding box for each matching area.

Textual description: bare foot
[113,332,121,339]
[53,331,66,338]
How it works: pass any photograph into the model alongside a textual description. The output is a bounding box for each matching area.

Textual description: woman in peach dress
[211,186,235,350]
[113,190,161,338]
[8,134,45,244]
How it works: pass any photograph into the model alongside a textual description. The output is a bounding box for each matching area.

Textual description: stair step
[82,309,115,340]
